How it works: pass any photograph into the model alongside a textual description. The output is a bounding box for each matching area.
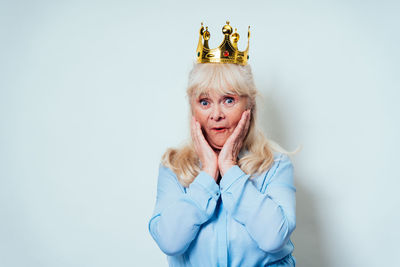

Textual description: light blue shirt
[148,152,296,267]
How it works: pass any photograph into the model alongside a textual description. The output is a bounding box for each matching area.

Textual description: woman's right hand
[191,116,219,181]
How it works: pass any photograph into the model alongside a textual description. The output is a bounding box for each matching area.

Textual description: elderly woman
[148,22,297,267]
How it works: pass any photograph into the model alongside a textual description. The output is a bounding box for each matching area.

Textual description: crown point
[203,28,210,40]
[226,20,230,25]
[222,24,233,35]
[231,31,239,43]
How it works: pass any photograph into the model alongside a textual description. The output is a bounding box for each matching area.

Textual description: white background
[1,1,399,266]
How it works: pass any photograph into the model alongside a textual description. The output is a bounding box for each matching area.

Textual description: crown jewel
[196,21,250,65]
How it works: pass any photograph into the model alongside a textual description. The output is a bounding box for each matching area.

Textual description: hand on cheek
[191,116,219,181]
[218,110,251,176]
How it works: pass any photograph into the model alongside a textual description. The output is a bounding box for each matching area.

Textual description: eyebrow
[198,93,209,98]
[198,92,238,98]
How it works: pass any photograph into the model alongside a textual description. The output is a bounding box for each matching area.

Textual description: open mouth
[211,127,227,133]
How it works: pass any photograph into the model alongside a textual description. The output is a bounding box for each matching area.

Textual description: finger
[228,110,249,143]
[196,122,216,156]
[233,112,250,154]
[238,115,250,146]
[236,110,250,140]
[192,120,204,146]
[242,110,251,138]
[196,121,209,146]
[191,117,201,151]
[190,116,194,137]
[190,116,196,142]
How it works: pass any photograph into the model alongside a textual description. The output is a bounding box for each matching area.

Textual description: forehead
[193,86,239,99]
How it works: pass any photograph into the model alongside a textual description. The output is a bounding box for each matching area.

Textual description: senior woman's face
[192,90,248,150]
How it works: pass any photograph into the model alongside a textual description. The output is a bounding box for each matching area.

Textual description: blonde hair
[162,63,299,187]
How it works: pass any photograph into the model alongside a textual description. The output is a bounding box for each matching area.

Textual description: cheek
[193,108,208,124]
[228,109,245,126]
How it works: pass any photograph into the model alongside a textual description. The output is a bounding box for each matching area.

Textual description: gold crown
[196,21,250,65]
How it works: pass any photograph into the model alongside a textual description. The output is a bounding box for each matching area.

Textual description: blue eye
[225,97,234,104]
[200,99,208,106]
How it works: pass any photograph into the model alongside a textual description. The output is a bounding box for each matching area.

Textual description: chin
[211,144,223,150]
[210,140,226,150]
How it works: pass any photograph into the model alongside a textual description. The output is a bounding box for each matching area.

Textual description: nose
[210,105,225,121]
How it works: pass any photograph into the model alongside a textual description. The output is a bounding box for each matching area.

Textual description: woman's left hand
[218,109,251,176]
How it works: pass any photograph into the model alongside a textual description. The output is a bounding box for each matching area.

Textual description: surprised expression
[191,90,248,150]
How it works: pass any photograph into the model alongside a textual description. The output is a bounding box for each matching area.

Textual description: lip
[211,127,228,133]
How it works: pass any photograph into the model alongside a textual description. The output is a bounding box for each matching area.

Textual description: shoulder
[158,163,180,182]
[157,163,186,192]
[248,152,294,193]
[272,151,293,165]
[267,152,294,182]
[158,163,174,174]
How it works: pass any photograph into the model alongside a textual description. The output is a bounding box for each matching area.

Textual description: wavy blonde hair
[162,63,299,187]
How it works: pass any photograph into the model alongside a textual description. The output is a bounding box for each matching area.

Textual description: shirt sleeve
[148,164,220,256]
[220,153,296,253]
